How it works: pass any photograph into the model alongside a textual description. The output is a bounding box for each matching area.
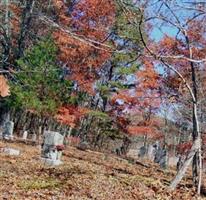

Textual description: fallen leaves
[0,141,200,199]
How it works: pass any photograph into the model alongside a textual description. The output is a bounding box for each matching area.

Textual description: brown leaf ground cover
[0,141,204,200]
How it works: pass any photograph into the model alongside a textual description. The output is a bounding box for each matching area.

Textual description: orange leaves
[53,0,65,10]
[0,75,10,97]
[56,105,89,127]
[136,60,159,90]
[127,125,162,139]
[176,142,192,155]
[52,0,115,94]
[111,91,137,105]
[135,60,161,109]
[126,115,163,139]
[159,36,178,53]
[73,0,115,40]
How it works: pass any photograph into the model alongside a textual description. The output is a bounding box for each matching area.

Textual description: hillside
[0,141,202,200]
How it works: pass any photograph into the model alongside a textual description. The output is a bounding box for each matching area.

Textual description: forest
[0,0,206,199]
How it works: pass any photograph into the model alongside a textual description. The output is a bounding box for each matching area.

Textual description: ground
[0,141,204,200]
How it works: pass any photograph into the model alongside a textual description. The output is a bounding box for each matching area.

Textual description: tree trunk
[169,66,202,194]
[169,138,200,190]
[16,0,36,59]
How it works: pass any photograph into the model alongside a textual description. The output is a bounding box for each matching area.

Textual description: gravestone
[32,133,37,142]
[22,130,28,140]
[0,127,3,139]
[154,147,168,169]
[77,141,89,151]
[1,147,20,156]
[41,131,64,166]
[159,149,167,169]
[148,144,156,161]
[2,121,14,140]
[138,146,147,158]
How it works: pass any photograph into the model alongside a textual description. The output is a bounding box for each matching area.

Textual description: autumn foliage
[53,0,115,93]
[0,76,10,97]
[56,105,89,128]
[110,59,161,139]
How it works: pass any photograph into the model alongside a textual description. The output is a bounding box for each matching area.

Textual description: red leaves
[56,105,89,127]
[136,60,159,90]
[111,91,137,106]
[56,144,65,151]
[176,142,192,155]
[127,125,162,139]
[127,117,163,140]
[53,0,115,94]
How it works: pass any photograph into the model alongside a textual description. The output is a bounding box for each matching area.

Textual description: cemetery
[0,0,206,199]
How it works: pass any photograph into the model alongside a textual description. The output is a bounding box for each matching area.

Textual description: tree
[110,59,161,143]
[7,37,73,115]
[52,0,116,94]
[132,0,206,194]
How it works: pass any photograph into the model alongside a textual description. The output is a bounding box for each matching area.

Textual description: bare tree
[118,0,206,194]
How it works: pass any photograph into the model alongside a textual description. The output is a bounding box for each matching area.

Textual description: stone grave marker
[2,121,14,140]
[138,146,147,158]
[32,133,37,142]
[0,127,3,139]
[41,131,64,166]
[22,130,28,140]
[1,147,20,156]
[154,147,168,169]
[148,144,156,161]
[77,141,89,151]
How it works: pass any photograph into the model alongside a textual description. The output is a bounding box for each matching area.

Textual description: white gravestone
[22,130,28,140]
[1,147,20,156]
[2,121,14,140]
[41,131,64,166]
[148,144,156,161]
[32,133,37,142]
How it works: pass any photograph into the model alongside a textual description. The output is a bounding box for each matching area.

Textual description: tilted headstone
[2,121,14,140]
[138,146,147,158]
[22,130,28,140]
[41,131,64,166]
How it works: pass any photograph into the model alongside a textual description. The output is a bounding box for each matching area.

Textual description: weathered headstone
[115,146,124,156]
[138,146,147,158]
[22,130,28,140]
[148,144,156,161]
[32,133,37,142]
[154,147,168,169]
[1,147,20,156]
[77,141,89,151]
[2,121,14,140]
[41,131,64,166]
[159,149,167,169]
[0,127,3,139]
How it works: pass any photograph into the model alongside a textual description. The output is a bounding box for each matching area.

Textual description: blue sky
[151,26,179,42]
